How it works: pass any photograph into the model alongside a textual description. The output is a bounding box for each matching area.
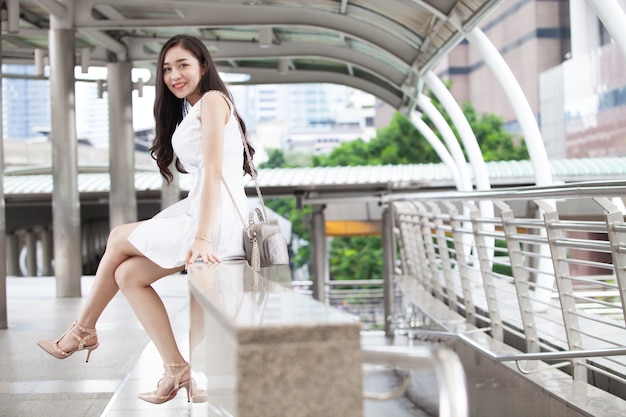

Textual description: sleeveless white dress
[128,91,248,269]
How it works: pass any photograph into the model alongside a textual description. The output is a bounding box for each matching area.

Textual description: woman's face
[162,44,204,105]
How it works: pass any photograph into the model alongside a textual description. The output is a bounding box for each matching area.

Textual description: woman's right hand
[185,237,221,269]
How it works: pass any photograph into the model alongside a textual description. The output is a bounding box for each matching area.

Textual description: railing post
[535,199,586,381]
[495,200,540,356]
[398,202,421,278]
[466,202,504,341]
[414,201,441,299]
[443,202,477,325]
[594,197,626,322]
[427,202,457,312]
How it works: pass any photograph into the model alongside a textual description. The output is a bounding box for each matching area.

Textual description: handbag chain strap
[197,90,269,230]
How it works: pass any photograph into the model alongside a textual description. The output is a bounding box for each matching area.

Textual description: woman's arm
[185,92,230,267]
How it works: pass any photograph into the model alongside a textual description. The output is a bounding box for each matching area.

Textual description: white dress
[128,91,249,269]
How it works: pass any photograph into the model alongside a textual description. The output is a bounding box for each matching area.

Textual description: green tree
[461,102,529,161]
[311,99,528,282]
[257,94,528,282]
[329,236,382,282]
[312,112,439,167]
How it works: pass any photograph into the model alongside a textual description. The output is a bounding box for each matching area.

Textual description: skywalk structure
[1,1,626,416]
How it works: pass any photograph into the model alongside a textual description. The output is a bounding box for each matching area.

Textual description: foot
[138,363,191,404]
[37,321,99,362]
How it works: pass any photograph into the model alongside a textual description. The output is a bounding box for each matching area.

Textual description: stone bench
[187,260,363,417]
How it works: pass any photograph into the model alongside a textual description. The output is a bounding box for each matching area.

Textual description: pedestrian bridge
[3,165,626,416]
[2,0,626,416]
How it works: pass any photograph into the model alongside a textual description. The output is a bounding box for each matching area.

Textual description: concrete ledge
[187,261,363,417]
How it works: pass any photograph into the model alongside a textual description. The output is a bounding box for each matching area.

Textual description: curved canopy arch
[4,0,508,109]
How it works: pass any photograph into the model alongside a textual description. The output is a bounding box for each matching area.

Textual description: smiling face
[162,44,205,105]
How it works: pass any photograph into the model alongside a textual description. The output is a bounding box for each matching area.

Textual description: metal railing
[387,181,626,394]
[362,345,468,417]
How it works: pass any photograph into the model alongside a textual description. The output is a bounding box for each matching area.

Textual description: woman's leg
[114,256,189,401]
[114,256,184,365]
[51,222,144,353]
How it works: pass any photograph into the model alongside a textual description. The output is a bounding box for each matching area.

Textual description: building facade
[434,0,626,159]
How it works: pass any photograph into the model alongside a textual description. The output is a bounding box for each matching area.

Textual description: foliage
[461,102,529,161]
[312,112,439,167]
[313,100,527,168]
[259,148,312,169]
[329,236,383,284]
[257,91,528,282]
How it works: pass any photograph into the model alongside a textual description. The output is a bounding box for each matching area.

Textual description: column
[107,62,137,227]
[5,234,19,277]
[382,207,395,337]
[310,204,327,303]
[50,27,82,296]
[41,227,53,276]
[0,33,6,328]
[25,230,37,277]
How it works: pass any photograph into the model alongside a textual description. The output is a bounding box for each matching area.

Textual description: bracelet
[195,236,213,245]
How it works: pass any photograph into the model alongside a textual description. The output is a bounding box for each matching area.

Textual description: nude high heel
[138,362,191,404]
[37,321,99,363]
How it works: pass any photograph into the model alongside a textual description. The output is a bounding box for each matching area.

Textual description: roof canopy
[4,0,506,109]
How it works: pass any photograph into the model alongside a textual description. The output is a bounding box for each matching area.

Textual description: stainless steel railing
[388,180,626,391]
[362,345,468,417]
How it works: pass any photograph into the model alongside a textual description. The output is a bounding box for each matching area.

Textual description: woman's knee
[114,262,134,290]
[107,224,132,247]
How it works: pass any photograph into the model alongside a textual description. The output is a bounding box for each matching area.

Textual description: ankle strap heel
[37,320,100,362]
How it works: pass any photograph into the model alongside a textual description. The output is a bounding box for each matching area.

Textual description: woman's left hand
[185,238,221,269]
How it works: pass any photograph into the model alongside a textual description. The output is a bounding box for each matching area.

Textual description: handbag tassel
[250,237,261,271]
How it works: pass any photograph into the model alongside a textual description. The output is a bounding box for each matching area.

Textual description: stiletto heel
[37,321,99,362]
[138,362,192,404]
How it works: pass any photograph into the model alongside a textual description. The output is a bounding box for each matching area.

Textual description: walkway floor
[0,275,433,417]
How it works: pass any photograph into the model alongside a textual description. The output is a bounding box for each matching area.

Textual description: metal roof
[4,157,626,201]
[4,0,507,110]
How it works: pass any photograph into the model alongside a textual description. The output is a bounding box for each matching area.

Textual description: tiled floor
[1,275,434,417]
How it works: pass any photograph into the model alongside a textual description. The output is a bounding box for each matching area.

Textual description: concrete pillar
[382,207,395,337]
[310,204,327,303]
[25,230,37,277]
[107,62,137,227]
[6,234,19,277]
[41,227,53,276]
[0,32,7,328]
[49,27,82,296]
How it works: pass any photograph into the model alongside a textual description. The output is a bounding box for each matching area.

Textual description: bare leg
[114,256,190,401]
[52,222,145,353]
[114,256,184,364]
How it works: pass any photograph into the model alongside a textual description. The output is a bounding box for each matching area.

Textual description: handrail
[390,181,626,398]
[383,180,626,203]
[362,345,468,417]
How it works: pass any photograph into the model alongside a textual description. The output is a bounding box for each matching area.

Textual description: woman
[37,34,253,404]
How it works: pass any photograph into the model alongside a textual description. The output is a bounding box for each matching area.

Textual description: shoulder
[197,90,233,124]
[201,90,232,114]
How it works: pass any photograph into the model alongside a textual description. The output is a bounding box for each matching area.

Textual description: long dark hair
[151,34,255,183]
